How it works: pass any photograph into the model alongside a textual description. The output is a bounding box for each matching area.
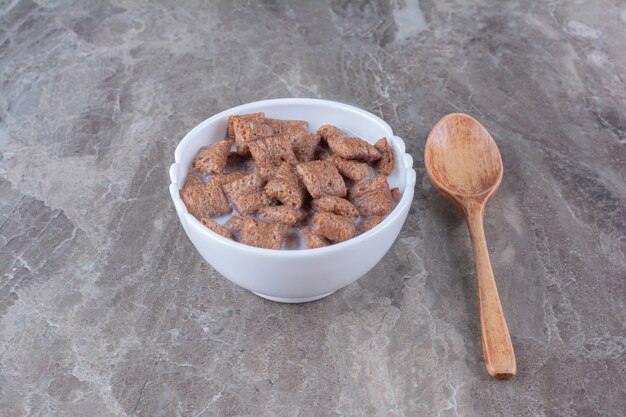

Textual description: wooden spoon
[425,113,516,379]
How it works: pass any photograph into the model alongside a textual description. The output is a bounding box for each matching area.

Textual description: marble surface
[1,0,625,415]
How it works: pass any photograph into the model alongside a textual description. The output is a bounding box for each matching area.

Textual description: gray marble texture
[1,0,625,416]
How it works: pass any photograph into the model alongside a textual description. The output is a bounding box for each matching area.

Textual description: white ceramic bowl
[169,98,416,303]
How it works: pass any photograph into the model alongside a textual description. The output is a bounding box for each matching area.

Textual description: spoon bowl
[426,113,503,202]
[425,113,516,379]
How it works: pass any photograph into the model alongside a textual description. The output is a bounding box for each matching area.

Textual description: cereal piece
[329,155,374,182]
[312,213,355,243]
[183,174,203,188]
[180,181,231,219]
[233,117,308,156]
[391,187,401,202]
[296,160,346,199]
[227,112,265,141]
[207,172,245,187]
[265,163,308,209]
[293,133,321,162]
[265,118,309,135]
[374,137,394,175]
[240,218,288,250]
[180,173,244,219]
[191,139,232,175]
[258,206,307,226]
[349,176,394,217]
[200,218,234,240]
[223,173,273,215]
[359,217,384,235]
[311,196,360,217]
[225,215,246,236]
[301,226,330,249]
[317,124,344,143]
[248,134,299,179]
[328,136,381,162]
[318,124,381,161]
[233,118,274,155]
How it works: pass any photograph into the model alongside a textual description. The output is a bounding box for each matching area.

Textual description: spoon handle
[466,206,516,378]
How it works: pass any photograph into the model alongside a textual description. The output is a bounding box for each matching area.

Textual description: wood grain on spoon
[425,113,516,379]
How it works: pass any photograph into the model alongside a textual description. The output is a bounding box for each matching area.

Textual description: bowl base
[252,291,335,303]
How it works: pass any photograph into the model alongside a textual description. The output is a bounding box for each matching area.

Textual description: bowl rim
[170,97,416,258]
